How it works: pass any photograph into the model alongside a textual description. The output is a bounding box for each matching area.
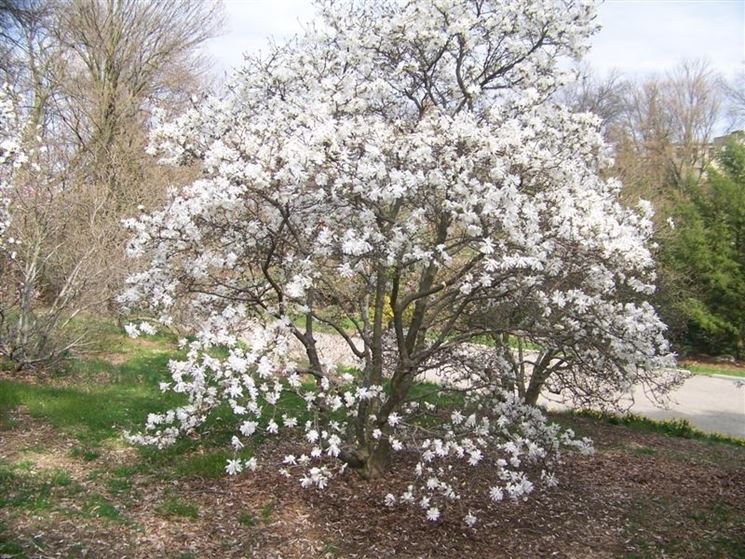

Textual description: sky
[205,0,745,82]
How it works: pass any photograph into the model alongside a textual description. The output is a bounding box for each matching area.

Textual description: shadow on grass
[0,337,190,443]
[64,344,184,386]
[0,461,81,511]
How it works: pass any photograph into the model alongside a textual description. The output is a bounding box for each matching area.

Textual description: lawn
[0,330,743,558]
[680,360,745,379]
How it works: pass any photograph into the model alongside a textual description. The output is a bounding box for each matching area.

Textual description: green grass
[70,446,101,461]
[469,334,543,351]
[0,334,188,454]
[624,499,745,559]
[260,503,272,524]
[237,504,272,526]
[290,313,358,335]
[0,326,244,528]
[238,510,258,526]
[81,494,121,521]
[174,449,234,479]
[49,470,73,486]
[0,404,20,430]
[157,497,199,519]
[0,461,81,511]
[72,315,179,354]
[0,329,307,470]
[133,403,262,481]
[631,446,657,456]
[0,519,27,558]
[681,363,745,378]
[106,476,132,495]
[0,380,183,446]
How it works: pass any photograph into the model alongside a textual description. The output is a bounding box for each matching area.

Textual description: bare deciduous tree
[52,0,224,314]
[0,0,223,369]
[558,64,630,135]
[615,59,722,198]
[723,66,745,130]
[56,0,223,201]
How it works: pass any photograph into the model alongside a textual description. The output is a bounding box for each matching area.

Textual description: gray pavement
[627,375,744,438]
[543,374,745,438]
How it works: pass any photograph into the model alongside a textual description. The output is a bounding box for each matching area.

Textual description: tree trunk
[524,383,542,407]
[340,440,391,480]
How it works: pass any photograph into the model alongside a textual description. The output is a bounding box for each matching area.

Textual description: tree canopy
[123,0,677,524]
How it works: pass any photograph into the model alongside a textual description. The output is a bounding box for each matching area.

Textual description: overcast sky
[205,0,745,81]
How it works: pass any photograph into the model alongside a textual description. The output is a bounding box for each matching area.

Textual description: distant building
[713,129,745,146]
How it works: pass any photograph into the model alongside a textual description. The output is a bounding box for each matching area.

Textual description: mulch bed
[2,413,745,558]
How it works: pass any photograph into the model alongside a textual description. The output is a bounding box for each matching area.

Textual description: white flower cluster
[385,391,592,525]
[0,87,23,251]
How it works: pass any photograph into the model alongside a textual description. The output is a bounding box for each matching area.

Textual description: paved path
[626,375,744,438]
[541,374,745,438]
[302,332,745,438]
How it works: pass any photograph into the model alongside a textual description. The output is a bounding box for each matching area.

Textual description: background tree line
[0,0,221,368]
[0,0,742,368]
[562,60,745,359]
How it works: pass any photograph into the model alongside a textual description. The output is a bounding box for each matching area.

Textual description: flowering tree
[123,0,676,523]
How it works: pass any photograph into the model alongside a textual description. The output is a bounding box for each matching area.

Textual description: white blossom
[489,486,504,503]
[225,459,243,476]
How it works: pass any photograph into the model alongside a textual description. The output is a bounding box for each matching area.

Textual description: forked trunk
[340,440,392,479]
[363,440,392,479]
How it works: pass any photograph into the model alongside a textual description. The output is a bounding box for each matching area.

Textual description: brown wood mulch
[1,415,744,559]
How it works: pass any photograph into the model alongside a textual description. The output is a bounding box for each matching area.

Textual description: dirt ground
[1,410,744,559]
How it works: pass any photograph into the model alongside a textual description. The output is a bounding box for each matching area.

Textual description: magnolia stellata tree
[123,0,676,523]
[0,88,24,338]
